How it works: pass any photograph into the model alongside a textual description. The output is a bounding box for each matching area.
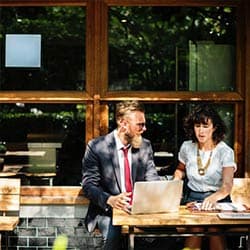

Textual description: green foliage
[109,6,235,90]
[0,142,7,153]
[0,104,85,142]
[2,7,85,38]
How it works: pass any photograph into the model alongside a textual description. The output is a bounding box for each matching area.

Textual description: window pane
[0,103,85,186]
[109,7,236,91]
[109,103,234,176]
[0,7,85,90]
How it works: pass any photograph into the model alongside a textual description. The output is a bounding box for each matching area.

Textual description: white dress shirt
[114,130,132,192]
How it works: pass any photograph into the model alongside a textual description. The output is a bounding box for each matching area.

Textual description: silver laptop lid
[131,180,183,214]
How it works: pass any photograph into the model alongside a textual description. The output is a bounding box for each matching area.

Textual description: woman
[173,104,236,250]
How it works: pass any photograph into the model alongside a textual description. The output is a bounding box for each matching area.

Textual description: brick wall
[2,205,102,250]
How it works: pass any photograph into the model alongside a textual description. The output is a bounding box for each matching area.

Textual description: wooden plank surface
[0,179,20,212]
[0,179,20,232]
[20,186,89,205]
[18,178,250,206]
[0,179,20,194]
[113,206,250,227]
[0,216,19,231]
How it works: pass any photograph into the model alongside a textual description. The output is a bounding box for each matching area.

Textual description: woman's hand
[201,196,217,210]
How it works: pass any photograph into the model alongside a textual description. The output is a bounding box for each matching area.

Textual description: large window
[0,0,248,185]
[0,103,85,185]
[109,102,234,175]
[0,7,86,90]
[109,7,236,91]
[106,4,242,175]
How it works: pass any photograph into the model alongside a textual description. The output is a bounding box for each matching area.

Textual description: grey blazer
[82,130,160,232]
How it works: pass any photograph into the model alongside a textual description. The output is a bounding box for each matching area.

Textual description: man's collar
[114,129,130,150]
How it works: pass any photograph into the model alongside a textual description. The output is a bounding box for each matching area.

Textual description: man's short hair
[115,100,145,121]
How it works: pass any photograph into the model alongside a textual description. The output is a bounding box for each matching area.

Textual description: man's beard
[126,134,142,149]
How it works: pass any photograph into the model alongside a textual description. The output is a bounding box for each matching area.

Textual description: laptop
[130,180,183,214]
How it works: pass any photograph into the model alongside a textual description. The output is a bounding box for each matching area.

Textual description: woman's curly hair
[183,104,227,144]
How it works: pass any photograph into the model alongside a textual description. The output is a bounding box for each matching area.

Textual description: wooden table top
[113,206,250,227]
[0,216,19,231]
[0,164,56,178]
[0,165,25,177]
[4,151,46,157]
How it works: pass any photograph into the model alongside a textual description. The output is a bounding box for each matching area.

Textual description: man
[82,100,160,250]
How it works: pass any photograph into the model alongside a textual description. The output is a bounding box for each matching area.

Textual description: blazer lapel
[131,147,140,184]
[106,132,122,192]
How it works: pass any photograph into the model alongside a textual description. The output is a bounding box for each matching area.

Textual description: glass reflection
[109,6,236,91]
[0,103,85,186]
[109,103,234,176]
[0,7,86,90]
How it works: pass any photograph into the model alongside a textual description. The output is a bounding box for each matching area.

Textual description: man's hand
[107,192,131,212]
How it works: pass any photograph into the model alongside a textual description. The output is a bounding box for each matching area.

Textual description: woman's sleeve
[178,142,188,165]
[221,146,237,171]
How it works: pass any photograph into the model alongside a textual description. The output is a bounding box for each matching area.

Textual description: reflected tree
[109,6,235,91]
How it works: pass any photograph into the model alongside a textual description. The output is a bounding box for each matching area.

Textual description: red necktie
[122,147,133,202]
